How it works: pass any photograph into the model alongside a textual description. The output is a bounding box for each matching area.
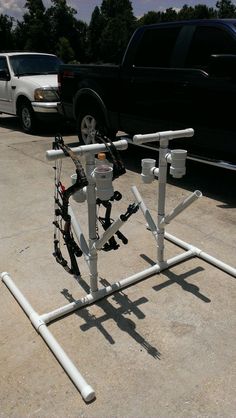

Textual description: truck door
[177,23,236,162]
[119,25,185,134]
[0,57,13,114]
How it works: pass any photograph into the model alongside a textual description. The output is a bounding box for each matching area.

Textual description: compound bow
[52,134,88,276]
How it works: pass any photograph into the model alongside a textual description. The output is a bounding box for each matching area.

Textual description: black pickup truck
[58,19,236,170]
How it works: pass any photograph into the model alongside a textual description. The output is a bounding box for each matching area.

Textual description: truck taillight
[58,71,74,95]
[58,72,62,94]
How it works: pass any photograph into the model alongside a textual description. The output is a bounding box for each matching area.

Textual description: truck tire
[18,100,36,133]
[77,107,115,145]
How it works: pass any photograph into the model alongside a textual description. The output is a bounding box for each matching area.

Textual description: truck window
[134,27,181,68]
[9,54,61,76]
[185,26,236,71]
[0,57,8,71]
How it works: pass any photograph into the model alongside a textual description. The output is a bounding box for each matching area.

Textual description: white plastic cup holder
[71,174,87,202]
[141,159,156,183]
[169,149,187,178]
[94,165,114,201]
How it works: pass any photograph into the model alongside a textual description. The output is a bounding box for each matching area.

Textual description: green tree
[72,19,88,63]
[0,14,14,50]
[46,0,77,44]
[47,0,87,61]
[100,0,133,18]
[97,0,136,63]
[177,4,195,20]
[87,6,105,62]
[161,8,178,22]
[191,4,216,18]
[56,36,74,62]
[137,11,161,26]
[20,0,49,51]
[216,0,236,17]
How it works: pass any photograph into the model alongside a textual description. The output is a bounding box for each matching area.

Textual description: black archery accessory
[93,133,134,251]
[97,197,124,251]
[95,132,126,179]
[97,198,140,252]
[120,202,140,221]
[52,134,88,275]
[96,193,140,252]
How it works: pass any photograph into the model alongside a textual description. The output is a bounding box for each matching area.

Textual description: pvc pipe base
[81,386,96,403]
[1,225,235,402]
[1,272,96,403]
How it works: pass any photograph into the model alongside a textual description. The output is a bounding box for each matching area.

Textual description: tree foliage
[98,0,136,63]
[87,6,105,62]
[1,0,236,63]
[216,0,236,17]
[0,14,14,50]
[18,0,49,51]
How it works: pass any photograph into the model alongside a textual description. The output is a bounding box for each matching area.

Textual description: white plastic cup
[141,159,156,183]
[94,165,114,201]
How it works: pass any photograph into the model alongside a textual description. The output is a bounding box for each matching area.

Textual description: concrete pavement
[0,114,235,417]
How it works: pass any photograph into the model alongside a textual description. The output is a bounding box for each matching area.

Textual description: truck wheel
[77,108,115,145]
[18,100,36,133]
[77,109,101,144]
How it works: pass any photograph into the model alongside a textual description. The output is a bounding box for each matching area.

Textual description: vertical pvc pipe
[85,153,98,293]
[157,139,169,263]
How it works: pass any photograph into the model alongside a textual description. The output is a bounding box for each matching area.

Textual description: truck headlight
[34,88,59,102]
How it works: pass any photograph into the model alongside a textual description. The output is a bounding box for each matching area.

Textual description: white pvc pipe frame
[1,130,235,403]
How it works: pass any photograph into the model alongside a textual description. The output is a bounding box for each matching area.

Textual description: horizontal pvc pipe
[38,323,95,402]
[40,250,194,325]
[164,231,194,251]
[164,232,236,277]
[1,272,95,402]
[133,128,194,145]
[197,250,236,277]
[41,264,160,323]
[160,190,202,227]
[46,139,128,161]
[1,271,41,324]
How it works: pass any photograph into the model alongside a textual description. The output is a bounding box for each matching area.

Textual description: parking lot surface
[0,114,235,418]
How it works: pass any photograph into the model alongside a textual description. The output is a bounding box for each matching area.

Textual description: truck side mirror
[0,69,10,81]
[209,54,236,79]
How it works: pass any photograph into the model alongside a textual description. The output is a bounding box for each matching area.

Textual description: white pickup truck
[0,52,61,133]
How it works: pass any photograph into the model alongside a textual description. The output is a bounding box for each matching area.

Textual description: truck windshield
[9,54,62,76]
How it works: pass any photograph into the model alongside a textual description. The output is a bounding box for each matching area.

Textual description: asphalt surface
[0,114,235,418]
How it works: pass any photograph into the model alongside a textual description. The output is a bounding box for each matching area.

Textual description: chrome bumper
[32,102,59,113]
